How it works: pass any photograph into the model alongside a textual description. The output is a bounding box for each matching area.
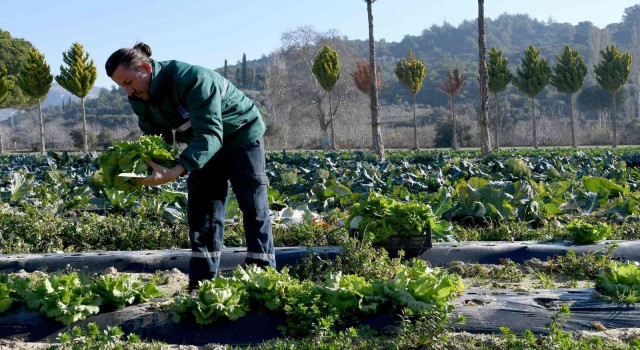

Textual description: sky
[1,0,638,89]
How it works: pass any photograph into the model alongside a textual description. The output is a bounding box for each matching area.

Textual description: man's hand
[138,160,186,186]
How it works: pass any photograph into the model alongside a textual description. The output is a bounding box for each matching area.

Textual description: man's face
[111,63,152,100]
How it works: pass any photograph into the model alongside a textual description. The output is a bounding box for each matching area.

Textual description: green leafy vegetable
[98,135,177,192]
[566,218,611,244]
[91,274,163,309]
[596,261,640,303]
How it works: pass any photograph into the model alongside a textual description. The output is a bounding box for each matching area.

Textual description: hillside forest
[1,5,640,151]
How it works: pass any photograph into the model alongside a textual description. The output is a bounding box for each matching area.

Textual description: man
[105,42,275,291]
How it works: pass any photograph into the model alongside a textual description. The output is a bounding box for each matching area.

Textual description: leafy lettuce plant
[566,218,611,244]
[98,135,177,192]
[233,265,295,311]
[173,278,247,324]
[21,272,102,324]
[0,274,19,314]
[91,274,163,309]
[386,259,464,315]
[596,261,640,303]
[347,192,434,243]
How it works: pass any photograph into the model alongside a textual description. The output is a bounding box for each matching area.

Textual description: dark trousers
[187,138,275,286]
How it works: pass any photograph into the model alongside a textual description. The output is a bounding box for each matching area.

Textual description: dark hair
[105,42,153,77]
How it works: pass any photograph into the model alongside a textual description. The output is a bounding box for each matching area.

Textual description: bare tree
[280,26,356,149]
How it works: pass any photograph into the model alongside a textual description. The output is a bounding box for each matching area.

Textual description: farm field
[1,147,640,349]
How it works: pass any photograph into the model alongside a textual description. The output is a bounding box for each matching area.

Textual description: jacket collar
[148,59,166,102]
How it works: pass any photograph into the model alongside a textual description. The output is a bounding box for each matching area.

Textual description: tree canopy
[512,45,551,98]
[16,48,52,100]
[55,42,97,99]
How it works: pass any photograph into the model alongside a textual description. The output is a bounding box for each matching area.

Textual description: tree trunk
[570,93,577,148]
[412,94,418,150]
[0,133,3,154]
[329,93,336,150]
[532,97,538,149]
[451,95,458,150]
[478,0,491,156]
[612,91,618,148]
[367,0,385,160]
[315,98,330,149]
[494,92,500,151]
[38,98,45,154]
[82,97,89,153]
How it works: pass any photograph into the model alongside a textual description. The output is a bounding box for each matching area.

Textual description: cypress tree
[550,45,587,148]
[487,47,512,150]
[223,59,228,78]
[593,45,632,148]
[512,45,551,149]
[55,42,97,153]
[394,49,426,150]
[16,48,52,153]
[312,45,341,149]
[242,53,247,87]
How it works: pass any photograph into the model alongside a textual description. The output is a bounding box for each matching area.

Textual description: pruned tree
[439,69,465,150]
[478,0,491,156]
[55,42,97,153]
[352,61,380,95]
[364,0,385,159]
[487,47,512,151]
[16,48,52,154]
[395,49,426,150]
[312,45,341,150]
[594,45,632,148]
[512,45,551,149]
[242,53,247,87]
[550,45,587,148]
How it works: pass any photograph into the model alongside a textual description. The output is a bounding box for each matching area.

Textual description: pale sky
[1,0,637,88]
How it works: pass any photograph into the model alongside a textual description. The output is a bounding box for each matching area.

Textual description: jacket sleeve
[174,70,224,172]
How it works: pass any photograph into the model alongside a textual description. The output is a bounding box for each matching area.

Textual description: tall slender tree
[312,45,341,150]
[394,49,426,150]
[550,45,587,148]
[242,53,247,87]
[16,48,52,154]
[594,45,632,148]
[487,47,512,151]
[512,45,551,149]
[55,42,97,153]
[223,59,228,78]
[364,0,384,159]
[439,69,465,150]
[478,0,491,156]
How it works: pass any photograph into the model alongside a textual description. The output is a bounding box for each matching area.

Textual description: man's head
[105,43,153,100]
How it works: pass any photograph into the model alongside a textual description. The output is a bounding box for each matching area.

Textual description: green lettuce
[98,135,177,192]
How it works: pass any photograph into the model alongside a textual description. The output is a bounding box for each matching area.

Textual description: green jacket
[128,59,265,172]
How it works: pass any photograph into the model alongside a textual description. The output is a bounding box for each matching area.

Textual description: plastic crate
[381,226,432,257]
[349,225,432,258]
